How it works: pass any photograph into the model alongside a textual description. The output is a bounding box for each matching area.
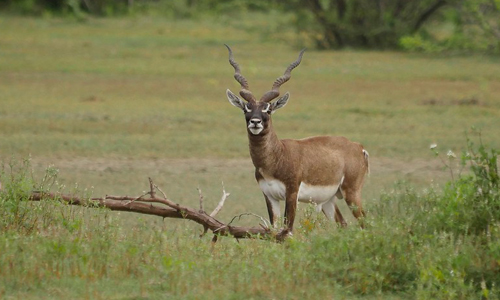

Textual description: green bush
[400,0,500,54]
[429,132,499,235]
[0,0,274,17]
[0,158,37,234]
[399,34,445,53]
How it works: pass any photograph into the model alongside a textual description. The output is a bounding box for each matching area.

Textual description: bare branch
[227,212,270,230]
[28,179,275,241]
[148,177,156,198]
[412,0,447,33]
[197,187,204,212]
[154,184,169,200]
[209,182,230,217]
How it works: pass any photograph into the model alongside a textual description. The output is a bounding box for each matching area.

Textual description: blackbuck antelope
[224,45,369,238]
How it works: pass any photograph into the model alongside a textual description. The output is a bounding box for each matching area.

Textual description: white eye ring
[261,103,271,113]
[244,104,251,113]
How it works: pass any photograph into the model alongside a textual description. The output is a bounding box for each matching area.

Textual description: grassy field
[1,14,500,299]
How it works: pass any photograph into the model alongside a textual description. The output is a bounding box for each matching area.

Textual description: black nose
[250,118,262,125]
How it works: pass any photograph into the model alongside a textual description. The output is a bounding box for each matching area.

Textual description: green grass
[1,16,499,161]
[2,155,499,299]
[1,13,500,299]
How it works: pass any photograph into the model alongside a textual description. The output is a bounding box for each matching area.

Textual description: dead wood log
[27,178,278,241]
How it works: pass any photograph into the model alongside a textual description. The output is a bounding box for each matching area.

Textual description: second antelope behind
[224,45,370,240]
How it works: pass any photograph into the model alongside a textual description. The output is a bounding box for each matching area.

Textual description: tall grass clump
[376,131,499,237]
[360,132,499,298]
[0,159,167,296]
[429,132,499,236]
[0,158,37,234]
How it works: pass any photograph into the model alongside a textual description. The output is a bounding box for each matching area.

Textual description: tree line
[1,0,499,53]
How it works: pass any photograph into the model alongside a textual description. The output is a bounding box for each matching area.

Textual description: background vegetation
[1,0,499,53]
[0,5,500,300]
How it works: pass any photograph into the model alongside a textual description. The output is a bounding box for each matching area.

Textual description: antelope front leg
[263,193,280,227]
[279,188,298,240]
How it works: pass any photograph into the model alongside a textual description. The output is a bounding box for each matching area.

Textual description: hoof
[276,228,293,242]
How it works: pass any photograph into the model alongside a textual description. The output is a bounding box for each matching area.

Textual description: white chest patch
[258,178,341,205]
[259,178,287,201]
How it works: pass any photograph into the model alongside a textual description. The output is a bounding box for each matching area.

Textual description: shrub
[400,0,500,54]
[0,158,37,234]
[429,132,499,236]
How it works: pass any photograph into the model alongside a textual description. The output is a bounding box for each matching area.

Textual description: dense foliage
[279,0,500,52]
[279,0,449,49]
[400,0,500,53]
[1,0,499,52]
[0,0,128,15]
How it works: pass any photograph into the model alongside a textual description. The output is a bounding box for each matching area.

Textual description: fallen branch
[28,178,276,241]
[210,182,230,217]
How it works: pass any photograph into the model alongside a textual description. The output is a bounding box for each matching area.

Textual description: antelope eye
[262,103,271,113]
[244,104,252,113]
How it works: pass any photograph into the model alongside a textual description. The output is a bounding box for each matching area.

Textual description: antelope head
[225,44,305,136]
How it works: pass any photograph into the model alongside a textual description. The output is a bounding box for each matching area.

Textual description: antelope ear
[226,89,246,111]
[270,92,290,114]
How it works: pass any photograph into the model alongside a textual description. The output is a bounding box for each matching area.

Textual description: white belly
[258,178,341,205]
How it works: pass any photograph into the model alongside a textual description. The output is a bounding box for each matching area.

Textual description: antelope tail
[362,149,370,176]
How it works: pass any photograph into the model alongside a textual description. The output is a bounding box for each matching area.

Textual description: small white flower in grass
[430,143,437,150]
[447,150,456,158]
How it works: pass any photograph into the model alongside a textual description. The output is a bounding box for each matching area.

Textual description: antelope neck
[248,123,284,170]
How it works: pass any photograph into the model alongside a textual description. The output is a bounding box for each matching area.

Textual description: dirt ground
[29,155,448,177]
[27,155,452,200]
[18,155,454,226]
